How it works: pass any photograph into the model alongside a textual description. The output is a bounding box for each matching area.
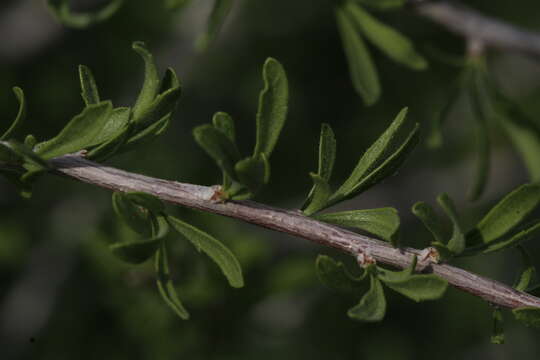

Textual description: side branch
[47,155,540,309]
[410,0,540,57]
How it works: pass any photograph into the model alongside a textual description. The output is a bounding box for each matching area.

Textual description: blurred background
[1,0,540,358]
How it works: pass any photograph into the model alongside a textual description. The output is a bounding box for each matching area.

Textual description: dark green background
[1,0,540,358]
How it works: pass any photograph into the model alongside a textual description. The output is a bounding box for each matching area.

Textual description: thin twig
[44,154,540,309]
[410,0,540,57]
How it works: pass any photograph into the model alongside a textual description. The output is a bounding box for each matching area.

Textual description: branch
[410,0,540,57]
[43,154,540,309]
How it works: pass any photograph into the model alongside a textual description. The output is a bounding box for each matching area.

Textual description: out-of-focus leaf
[314,207,399,243]
[253,58,289,158]
[348,275,386,321]
[35,101,113,159]
[316,255,366,294]
[354,0,405,10]
[132,41,160,120]
[194,124,241,180]
[512,307,540,328]
[112,192,153,237]
[345,2,427,70]
[123,192,165,214]
[197,0,234,50]
[331,108,409,203]
[0,168,32,198]
[438,193,465,254]
[514,246,535,292]
[0,140,50,170]
[46,0,124,28]
[335,6,379,105]
[1,87,26,141]
[303,174,331,216]
[167,215,244,288]
[491,308,505,344]
[155,242,190,319]
[427,83,461,148]
[469,184,540,245]
[78,65,100,106]
[165,0,191,10]
[235,154,270,196]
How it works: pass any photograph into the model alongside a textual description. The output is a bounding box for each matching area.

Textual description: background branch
[43,155,540,310]
[410,0,540,57]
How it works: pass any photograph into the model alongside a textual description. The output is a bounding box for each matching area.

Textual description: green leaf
[167,215,244,288]
[348,275,386,321]
[155,241,190,319]
[1,87,26,141]
[470,184,540,245]
[377,255,417,283]
[134,84,182,130]
[85,107,131,160]
[110,215,169,264]
[123,192,165,214]
[123,114,171,152]
[427,83,461,149]
[335,5,379,105]
[412,201,446,244]
[165,0,191,10]
[354,0,406,10]
[491,308,505,344]
[35,101,113,159]
[480,219,540,254]
[303,174,332,216]
[235,154,270,196]
[512,307,540,329]
[46,0,124,28]
[132,41,161,121]
[212,112,236,142]
[380,272,448,302]
[437,193,465,255]
[196,0,234,50]
[0,140,50,170]
[514,246,535,292]
[253,58,289,158]
[315,255,367,294]
[344,122,419,199]
[332,107,408,202]
[314,207,399,243]
[112,192,154,237]
[345,2,427,70]
[193,124,241,180]
[78,65,100,106]
[0,168,32,198]
[302,123,336,214]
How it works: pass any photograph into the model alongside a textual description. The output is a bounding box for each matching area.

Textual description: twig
[410,0,540,57]
[44,154,540,309]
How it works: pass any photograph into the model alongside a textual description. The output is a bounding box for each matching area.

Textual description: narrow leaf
[314,207,399,243]
[155,242,190,319]
[1,87,26,141]
[132,41,160,120]
[0,140,50,170]
[332,107,408,201]
[472,184,540,245]
[335,6,380,105]
[346,2,427,70]
[377,256,417,283]
[491,308,505,344]
[381,273,448,302]
[513,307,540,329]
[167,215,244,288]
[253,58,289,158]
[514,246,535,292]
[134,85,181,129]
[315,255,367,294]
[123,114,171,152]
[348,275,386,321]
[412,201,446,244]
[355,0,405,10]
[79,65,100,106]
[481,220,540,254]
[46,0,124,28]
[197,0,234,50]
[193,124,241,180]
[438,193,465,254]
[235,154,270,196]
[35,101,113,159]
[303,173,332,216]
